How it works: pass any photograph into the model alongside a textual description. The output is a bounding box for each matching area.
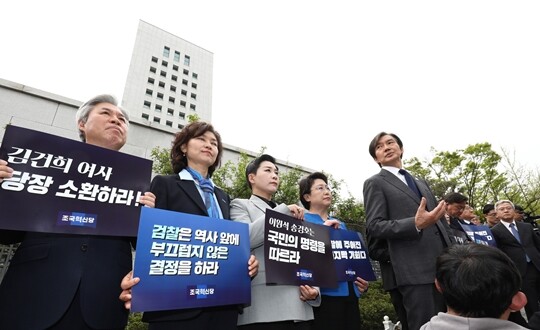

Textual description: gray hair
[75,94,129,142]
[495,199,515,211]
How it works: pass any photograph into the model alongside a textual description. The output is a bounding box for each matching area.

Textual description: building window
[147,77,155,84]
[191,82,197,89]
[142,113,149,120]
[166,120,173,127]
[184,55,190,66]
[180,100,186,107]
[154,117,161,124]
[163,46,170,58]
[169,96,175,104]
[167,108,174,116]
[150,66,157,74]
[183,69,189,75]
[160,71,166,78]
[170,85,176,92]
[181,90,187,96]
[190,104,196,111]
[158,81,165,88]
[179,111,185,119]
[171,75,178,82]
[145,89,153,96]
[190,93,197,100]
[182,79,188,86]
[177,124,184,129]
[155,104,162,112]
[174,51,180,62]
[173,65,178,71]
[157,93,164,100]
[162,61,168,68]
[143,100,151,108]
[192,72,198,79]
[151,56,158,63]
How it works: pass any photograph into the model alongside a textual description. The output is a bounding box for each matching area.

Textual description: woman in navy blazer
[120,121,258,330]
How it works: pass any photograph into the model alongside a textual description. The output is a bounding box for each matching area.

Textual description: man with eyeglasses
[483,203,499,228]
[492,200,540,321]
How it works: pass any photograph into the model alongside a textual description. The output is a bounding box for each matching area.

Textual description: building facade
[122,20,214,132]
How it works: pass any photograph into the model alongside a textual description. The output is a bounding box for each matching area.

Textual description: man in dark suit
[491,199,540,319]
[0,94,156,329]
[363,132,452,330]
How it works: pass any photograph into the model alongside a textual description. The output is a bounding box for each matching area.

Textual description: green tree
[150,146,173,175]
[359,280,397,330]
[126,312,148,330]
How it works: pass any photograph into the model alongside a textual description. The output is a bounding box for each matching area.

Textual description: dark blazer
[142,174,232,323]
[363,168,452,286]
[0,232,133,329]
[492,221,540,276]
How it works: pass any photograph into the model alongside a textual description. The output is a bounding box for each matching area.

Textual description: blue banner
[264,209,338,287]
[0,125,152,236]
[131,208,251,312]
[461,224,497,247]
[329,229,377,281]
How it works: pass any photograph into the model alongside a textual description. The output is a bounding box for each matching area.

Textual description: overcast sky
[1,1,539,200]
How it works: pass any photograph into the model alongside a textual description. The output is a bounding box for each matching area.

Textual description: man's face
[514,210,525,222]
[78,102,127,151]
[374,135,403,167]
[446,202,466,218]
[496,202,515,223]
[484,209,499,226]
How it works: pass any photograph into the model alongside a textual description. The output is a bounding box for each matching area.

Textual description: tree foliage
[405,142,540,220]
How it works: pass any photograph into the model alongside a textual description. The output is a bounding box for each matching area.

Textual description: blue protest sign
[131,207,251,312]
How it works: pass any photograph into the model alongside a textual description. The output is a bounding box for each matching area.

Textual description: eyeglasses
[312,185,331,193]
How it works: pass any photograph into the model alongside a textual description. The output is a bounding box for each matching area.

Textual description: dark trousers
[148,306,238,330]
[389,288,409,330]
[523,262,540,318]
[48,287,124,330]
[238,320,313,330]
[399,284,445,330]
[312,284,360,330]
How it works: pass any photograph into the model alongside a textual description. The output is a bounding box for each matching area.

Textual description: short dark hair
[170,121,223,176]
[436,244,521,318]
[298,172,328,209]
[245,154,277,190]
[443,192,468,204]
[368,132,403,166]
[482,203,495,215]
[514,205,524,213]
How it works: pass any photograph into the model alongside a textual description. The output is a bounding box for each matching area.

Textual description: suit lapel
[379,169,420,203]
[214,188,230,219]
[176,179,207,215]
[250,195,271,213]
[494,223,520,244]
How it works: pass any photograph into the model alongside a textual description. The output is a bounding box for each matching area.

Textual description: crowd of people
[0,94,539,329]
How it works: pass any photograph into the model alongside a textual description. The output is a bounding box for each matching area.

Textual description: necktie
[185,167,221,219]
[510,223,531,262]
[399,169,422,198]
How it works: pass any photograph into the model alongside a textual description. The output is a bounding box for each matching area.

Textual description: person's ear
[434,279,443,294]
[509,291,527,312]
[248,173,256,185]
[303,193,311,203]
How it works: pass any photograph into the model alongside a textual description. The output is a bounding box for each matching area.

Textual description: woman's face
[305,178,332,210]
[181,131,219,171]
